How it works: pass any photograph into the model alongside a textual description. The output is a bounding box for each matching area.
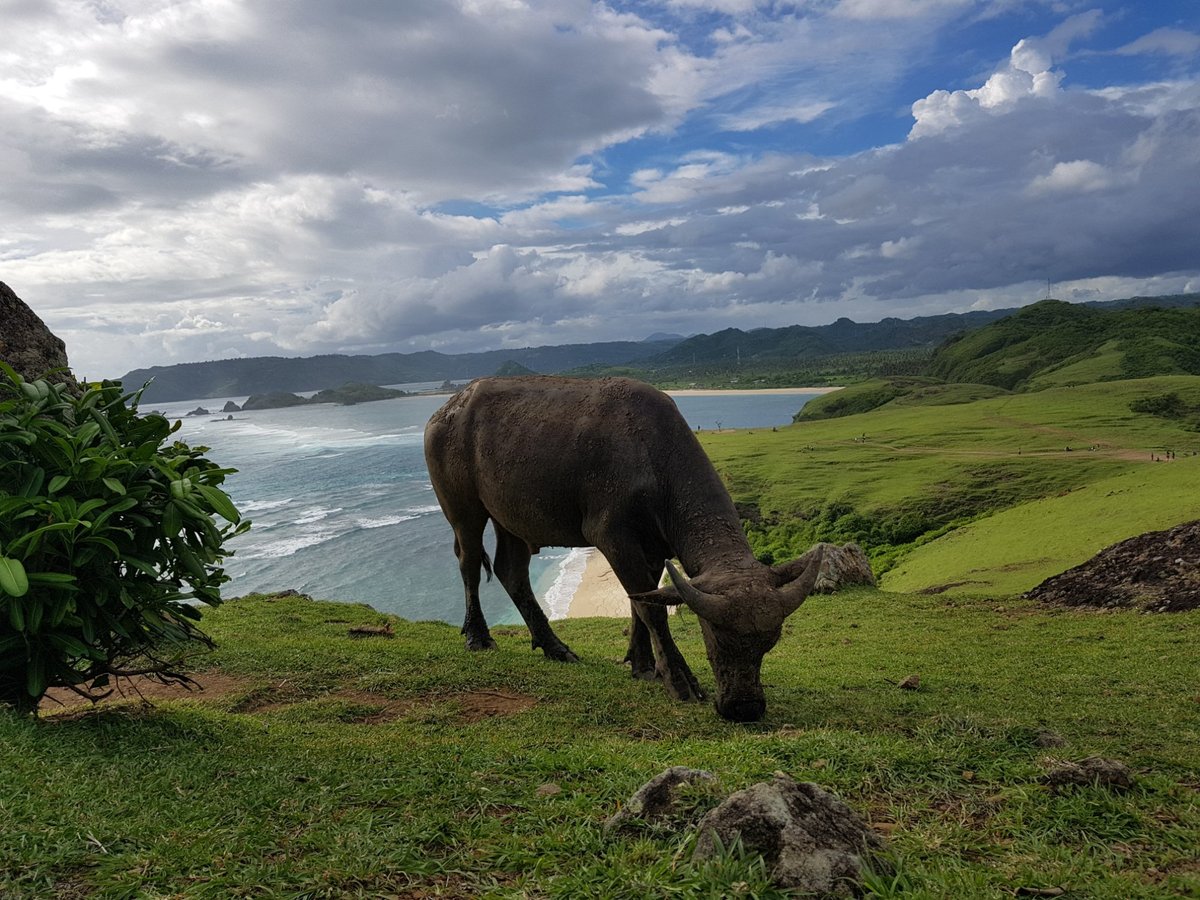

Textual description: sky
[2,1,1198,378]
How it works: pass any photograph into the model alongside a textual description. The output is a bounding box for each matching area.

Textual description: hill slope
[651,309,1015,367]
[929,298,1200,390]
[700,374,1200,585]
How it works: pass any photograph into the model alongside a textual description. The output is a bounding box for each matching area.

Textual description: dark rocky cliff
[0,282,71,381]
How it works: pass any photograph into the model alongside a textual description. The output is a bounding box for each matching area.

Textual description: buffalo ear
[628,585,681,606]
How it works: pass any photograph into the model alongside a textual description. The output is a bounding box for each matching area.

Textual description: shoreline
[666,386,841,396]
[562,549,633,619]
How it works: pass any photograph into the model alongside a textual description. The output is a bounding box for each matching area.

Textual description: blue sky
[1,0,1198,377]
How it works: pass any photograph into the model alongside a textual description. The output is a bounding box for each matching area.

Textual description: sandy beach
[565,549,632,618]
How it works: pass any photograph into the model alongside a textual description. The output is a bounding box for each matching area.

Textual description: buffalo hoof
[664,669,706,703]
[465,635,498,651]
[631,666,661,682]
[543,645,580,663]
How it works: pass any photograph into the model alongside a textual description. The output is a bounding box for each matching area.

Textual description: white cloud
[1027,159,1116,195]
[1116,28,1200,59]
[910,10,1104,138]
[834,0,971,20]
[2,2,1198,378]
[718,98,836,131]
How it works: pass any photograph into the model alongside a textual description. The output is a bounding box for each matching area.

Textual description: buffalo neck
[660,435,759,578]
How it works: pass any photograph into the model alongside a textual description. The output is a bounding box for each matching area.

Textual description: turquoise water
[167,386,819,624]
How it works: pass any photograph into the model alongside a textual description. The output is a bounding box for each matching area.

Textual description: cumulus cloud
[1027,159,1117,195]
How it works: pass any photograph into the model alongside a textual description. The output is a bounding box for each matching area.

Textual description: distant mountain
[120,339,680,403]
[928,296,1200,390]
[642,332,688,343]
[646,310,1018,368]
[120,291,1200,403]
[493,360,539,376]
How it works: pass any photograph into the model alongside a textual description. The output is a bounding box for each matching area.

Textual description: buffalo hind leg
[453,521,496,652]
[603,544,704,702]
[493,525,578,662]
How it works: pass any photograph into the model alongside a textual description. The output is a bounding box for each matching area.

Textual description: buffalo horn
[664,559,727,622]
[778,545,825,615]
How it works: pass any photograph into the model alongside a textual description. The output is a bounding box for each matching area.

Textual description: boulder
[693,774,887,896]
[185,407,210,417]
[222,400,241,413]
[605,766,718,834]
[0,282,71,382]
[805,542,876,593]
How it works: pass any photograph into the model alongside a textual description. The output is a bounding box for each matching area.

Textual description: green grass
[883,455,1200,595]
[1026,339,1126,390]
[701,376,1200,578]
[2,591,1198,898]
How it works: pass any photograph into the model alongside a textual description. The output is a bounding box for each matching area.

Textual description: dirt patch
[326,689,414,724]
[41,672,257,713]
[449,690,537,722]
[1026,520,1200,612]
[40,673,537,725]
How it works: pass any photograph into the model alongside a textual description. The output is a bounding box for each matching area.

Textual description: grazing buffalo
[423,376,823,722]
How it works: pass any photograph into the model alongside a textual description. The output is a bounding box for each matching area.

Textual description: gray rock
[1042,756,1134,791]
[694,774,887,896]
[0,281,72,382]
[808,542,877,593]
[605,766,718,834]
[222,400,241,413]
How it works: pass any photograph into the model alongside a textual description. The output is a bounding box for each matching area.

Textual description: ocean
[164,385,820,625]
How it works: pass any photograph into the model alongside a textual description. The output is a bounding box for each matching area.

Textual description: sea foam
[543,547,591,621]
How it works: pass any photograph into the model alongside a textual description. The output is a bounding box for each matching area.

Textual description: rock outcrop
[241,392,309,411]
[1025,520,1200,612]
[605,766,719,834]
[807,542,877,593]
[0,282,71,382]
[693,774,888,896]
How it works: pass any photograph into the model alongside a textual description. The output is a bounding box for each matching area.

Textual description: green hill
[494,360,539,377]
[929,299,1200,390]
[700,374,1200,583]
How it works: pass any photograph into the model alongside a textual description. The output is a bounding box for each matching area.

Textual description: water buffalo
[423,376,823,722]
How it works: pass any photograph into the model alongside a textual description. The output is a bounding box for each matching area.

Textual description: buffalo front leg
[493,526,578,662]
[631,600,704,702]
[603,544,704,702]
[453,529,496,651]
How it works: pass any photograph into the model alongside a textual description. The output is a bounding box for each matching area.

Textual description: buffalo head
[630,546,824,722]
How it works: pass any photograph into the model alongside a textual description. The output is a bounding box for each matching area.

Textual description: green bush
[0,365,247,713]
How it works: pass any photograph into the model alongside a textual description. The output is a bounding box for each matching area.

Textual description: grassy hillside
[3,591,1197,897]
[929,300,1200,390]
[794,377,1007,421]
[882,458,1199,596]
[700,375,1200,577]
